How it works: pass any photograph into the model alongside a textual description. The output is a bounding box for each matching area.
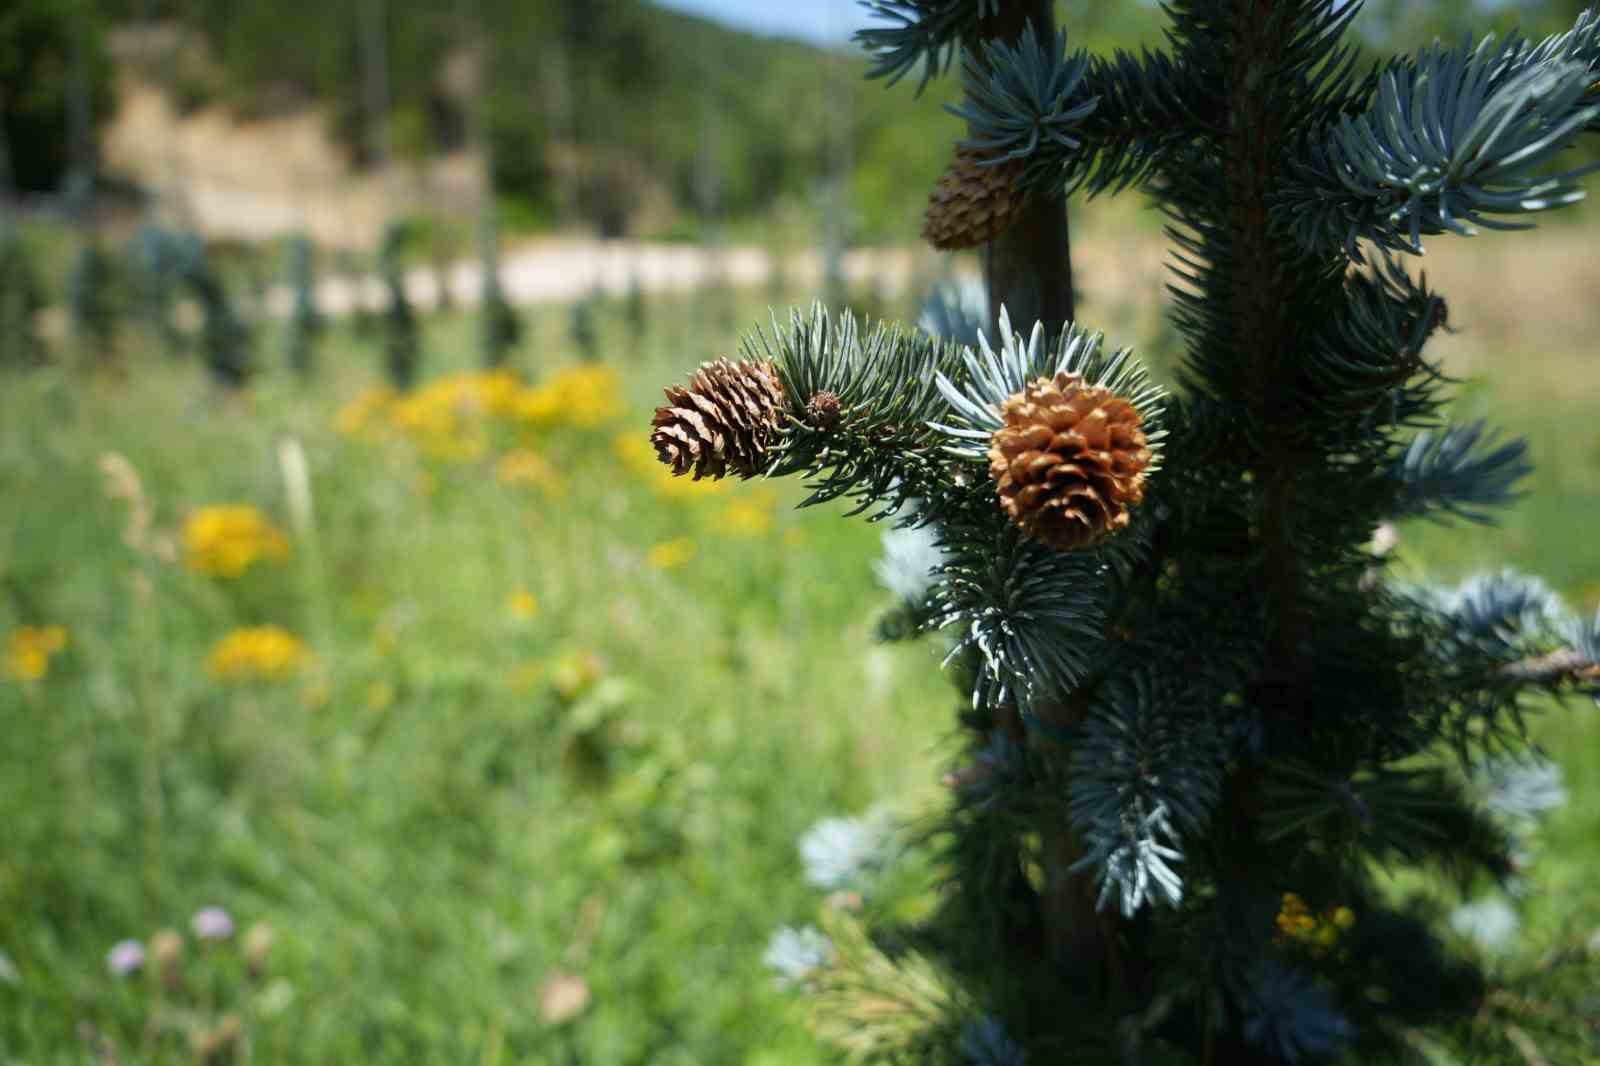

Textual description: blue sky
[651,0,873,45]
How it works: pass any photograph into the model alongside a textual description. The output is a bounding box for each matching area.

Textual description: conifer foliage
[653,2,1600,1062]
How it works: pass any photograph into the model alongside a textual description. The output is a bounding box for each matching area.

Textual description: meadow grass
[0,290,955,1063]
[1,235,1597,1064]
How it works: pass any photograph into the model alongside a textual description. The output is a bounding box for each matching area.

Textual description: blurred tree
[179,239,252,389]
[379,220,419,388]
[0,224,46,368]
[285,233,323,378]
[0,0,113,194]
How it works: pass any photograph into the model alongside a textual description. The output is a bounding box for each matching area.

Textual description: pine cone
[923,148,1027,251]
[651,358,787,479]
[988,372,1152,549]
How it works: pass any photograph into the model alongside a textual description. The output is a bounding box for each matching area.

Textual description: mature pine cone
[651,358,787,479]
[923,148,1026,251]
[988,372,1152,550]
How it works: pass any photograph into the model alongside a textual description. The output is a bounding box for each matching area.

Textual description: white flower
[763,925,831,986]
[1450,898,1521,953]
[874,524,947,604]
[191,906,235,942]
[799,808,895,891]
[0,948,19,986]
[1473,757,1567,823]
[106,939,146,977]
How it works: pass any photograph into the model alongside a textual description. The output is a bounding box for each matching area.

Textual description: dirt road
[266,240,922,317]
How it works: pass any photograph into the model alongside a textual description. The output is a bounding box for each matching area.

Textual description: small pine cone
[804,390,842,430]
[922,148,1026,251]
[651,358,786,479]
[988,372,1152,550]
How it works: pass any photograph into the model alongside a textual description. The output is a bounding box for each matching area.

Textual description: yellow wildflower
[646,538,696,570]
[508,589,540,620]
[512,366,620,430]
[512,384,564,427]
[717,498,775,537]
[385,371,520,454]
[1274,892,1355,957]
[545,365,621,428]
[207,626,306,682]
[496,449,563,493]
[5,625,68,682]
[183,506,290,578]
[334,386,394,436]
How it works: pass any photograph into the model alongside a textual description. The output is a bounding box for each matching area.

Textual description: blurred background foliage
[20,0,1593,243]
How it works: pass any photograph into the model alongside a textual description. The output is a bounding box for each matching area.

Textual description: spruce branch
[919,276,992,349]
[1391,421,1531,524]
[1299,254,1448,435]
[1066,670,1226,916]
[959,1017,1028,1066]
[1260,761,1517,886]
[928,520,1108,711]
[961,36,1220,196]
[807,909,965,1064]
[1491,6,1600,108]
[1281,41,1600,258]
[745,304,968,519]
[949,25,1096,181]
[1238,962,1354,1065]
[857,0,1003,91]
[1434,571,1568,660]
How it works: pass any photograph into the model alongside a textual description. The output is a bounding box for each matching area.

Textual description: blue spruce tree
[650,2,1600,1063]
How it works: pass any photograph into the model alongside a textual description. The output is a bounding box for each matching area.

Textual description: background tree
[0,223,46,368]
[285,233,323,379]
[379,220,419,389]
[649,2,1600,1063]
[178,239,251,389]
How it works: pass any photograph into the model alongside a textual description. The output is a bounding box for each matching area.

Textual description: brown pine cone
[651,358,787,480]
[988,372,1152,549]
[922,148,1027,251]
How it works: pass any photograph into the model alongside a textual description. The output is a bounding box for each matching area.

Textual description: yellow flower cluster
[5,625,68,682]
[387,370,523,449]
[647,538,696,570]
[717,492,778,537]
[496,448,564,495]
[183,506,290,579]
[514,366,621,429]
[612,434,724,500]
[336,367,622,459]
[507,589,540,621]
[1275,893,1355,956]
[333,386,396,437]
[207,626,307,683]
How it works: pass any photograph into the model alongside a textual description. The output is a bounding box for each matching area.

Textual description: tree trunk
[970,0,1100,975]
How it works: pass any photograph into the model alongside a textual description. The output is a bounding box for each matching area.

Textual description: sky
[650,0,873,45]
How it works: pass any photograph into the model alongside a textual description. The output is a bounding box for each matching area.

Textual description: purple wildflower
[191,906,235,942]
[106,939,146,977]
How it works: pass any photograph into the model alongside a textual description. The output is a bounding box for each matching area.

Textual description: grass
[0,290,954,1063]
[1,228,1598,1064]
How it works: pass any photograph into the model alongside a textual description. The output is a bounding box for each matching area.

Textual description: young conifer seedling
[652,2,1600,1062]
